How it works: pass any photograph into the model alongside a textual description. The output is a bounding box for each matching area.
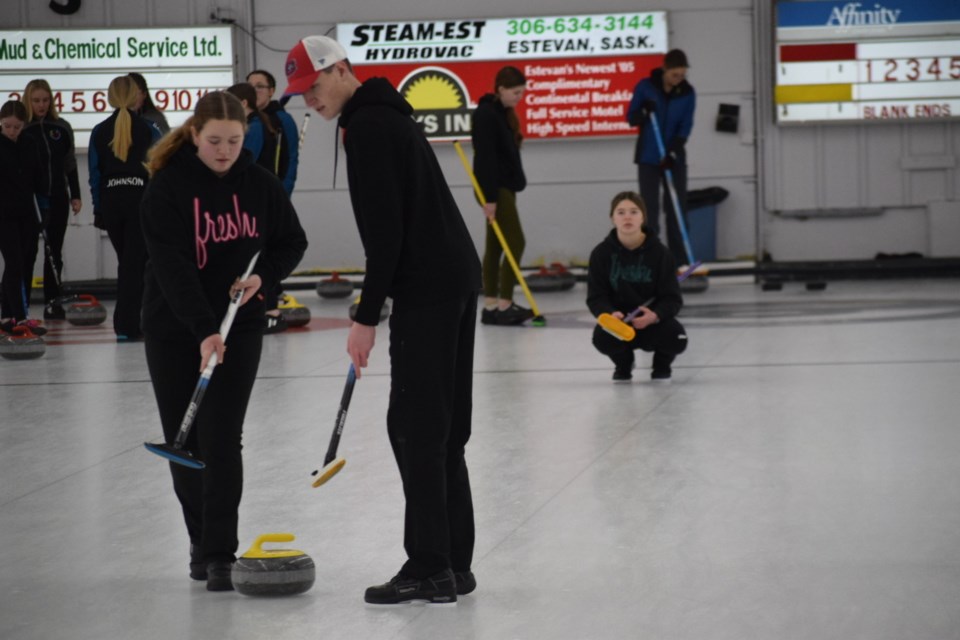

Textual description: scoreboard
[775,0,960,123]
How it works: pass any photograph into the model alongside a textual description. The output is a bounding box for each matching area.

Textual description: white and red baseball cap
[283,35,348,97]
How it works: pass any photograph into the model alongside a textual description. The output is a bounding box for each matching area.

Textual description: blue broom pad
[144,442,206,469]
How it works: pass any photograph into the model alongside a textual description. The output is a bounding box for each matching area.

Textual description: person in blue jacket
[626,49,696,264]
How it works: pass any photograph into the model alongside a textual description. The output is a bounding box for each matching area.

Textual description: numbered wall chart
[0,27,235,149]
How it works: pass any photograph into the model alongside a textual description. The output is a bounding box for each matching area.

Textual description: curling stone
[66,294,107,326]
[232,533,315,597]
[348,295,390,322]
[761,279,784,291]
[316,272,354,299]
[278,294,311,328]
[548,262,576,290]
[527,266,566,293]
[680,275,709,293]
[0,326,46,360]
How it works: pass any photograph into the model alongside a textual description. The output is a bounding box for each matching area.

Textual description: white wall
[3,0,958,284]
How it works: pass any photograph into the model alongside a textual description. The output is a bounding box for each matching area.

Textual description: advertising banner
[338,12,669,140]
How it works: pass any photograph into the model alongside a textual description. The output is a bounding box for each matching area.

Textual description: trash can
[685,187,728,262]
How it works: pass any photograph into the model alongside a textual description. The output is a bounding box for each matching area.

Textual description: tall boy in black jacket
[284,35,482,605]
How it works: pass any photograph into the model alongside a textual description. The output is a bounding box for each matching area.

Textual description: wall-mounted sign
[0,27,235,148]
[337,12,668,140]
[775,0,960,123]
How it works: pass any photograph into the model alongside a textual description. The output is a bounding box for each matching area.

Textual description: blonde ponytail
[107,76,140,161]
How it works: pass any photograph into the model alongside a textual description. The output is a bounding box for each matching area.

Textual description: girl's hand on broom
[199,334,226,371]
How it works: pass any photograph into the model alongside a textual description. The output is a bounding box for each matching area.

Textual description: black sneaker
[206,561,234,591]
[264,314,288,334]
[189,544,206,581]
[454,570,476,595]
[43,302,66,320]
[612,363,633,382]
[364,569,457,605]
[495,303,534,326]
[480,307,498,325]
[651,352,674,381]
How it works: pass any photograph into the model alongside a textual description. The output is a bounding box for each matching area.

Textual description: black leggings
[0,215,38,321]
[388,292,477,578]
[102,191,147,336]
[145,332,262,562]
[592,317,688,368]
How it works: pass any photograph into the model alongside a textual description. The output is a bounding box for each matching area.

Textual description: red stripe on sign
[780,43,856,63]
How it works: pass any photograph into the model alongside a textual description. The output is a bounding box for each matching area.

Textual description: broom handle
[622,260,702,322]
[172,251,260,448]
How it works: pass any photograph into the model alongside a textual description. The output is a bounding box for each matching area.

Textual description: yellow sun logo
[403,75,463,110]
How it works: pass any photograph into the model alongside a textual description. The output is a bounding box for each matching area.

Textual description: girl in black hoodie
[140,91,307,591]
[587,191,688,382]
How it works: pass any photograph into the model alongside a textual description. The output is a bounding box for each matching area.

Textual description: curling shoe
[364,569,457,605]
[189,544,206,581]
[495,303,534,326]
[43,302,66,320]
[264,314,288,334]
[454,570,476,595]
[651,352,674,382]
[206,561,234,591]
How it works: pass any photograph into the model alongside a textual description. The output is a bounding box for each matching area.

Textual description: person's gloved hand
[640,99,656,122]
[93,209,106,230]
[628,99,657,126]
[660,137,686,174]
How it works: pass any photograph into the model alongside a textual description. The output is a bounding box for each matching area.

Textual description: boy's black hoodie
[470,94,526,203]
[586,229,683,321]
[338,77,481,326]
[139,144,307,342]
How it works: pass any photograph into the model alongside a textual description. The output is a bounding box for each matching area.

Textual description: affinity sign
[775,1,960,123]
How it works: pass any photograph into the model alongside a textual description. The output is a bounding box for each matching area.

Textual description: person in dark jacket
[140,91,307,591]
[88,75,162,341]
[0,100,48,336]
[246,69,299,196]
[471,66,533,326]
[626,50,696,264]
[21,79,82,320]
[284,34,482,605]
[226,83,280,177]
[587,191,688,382]
[128,72,171,135]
